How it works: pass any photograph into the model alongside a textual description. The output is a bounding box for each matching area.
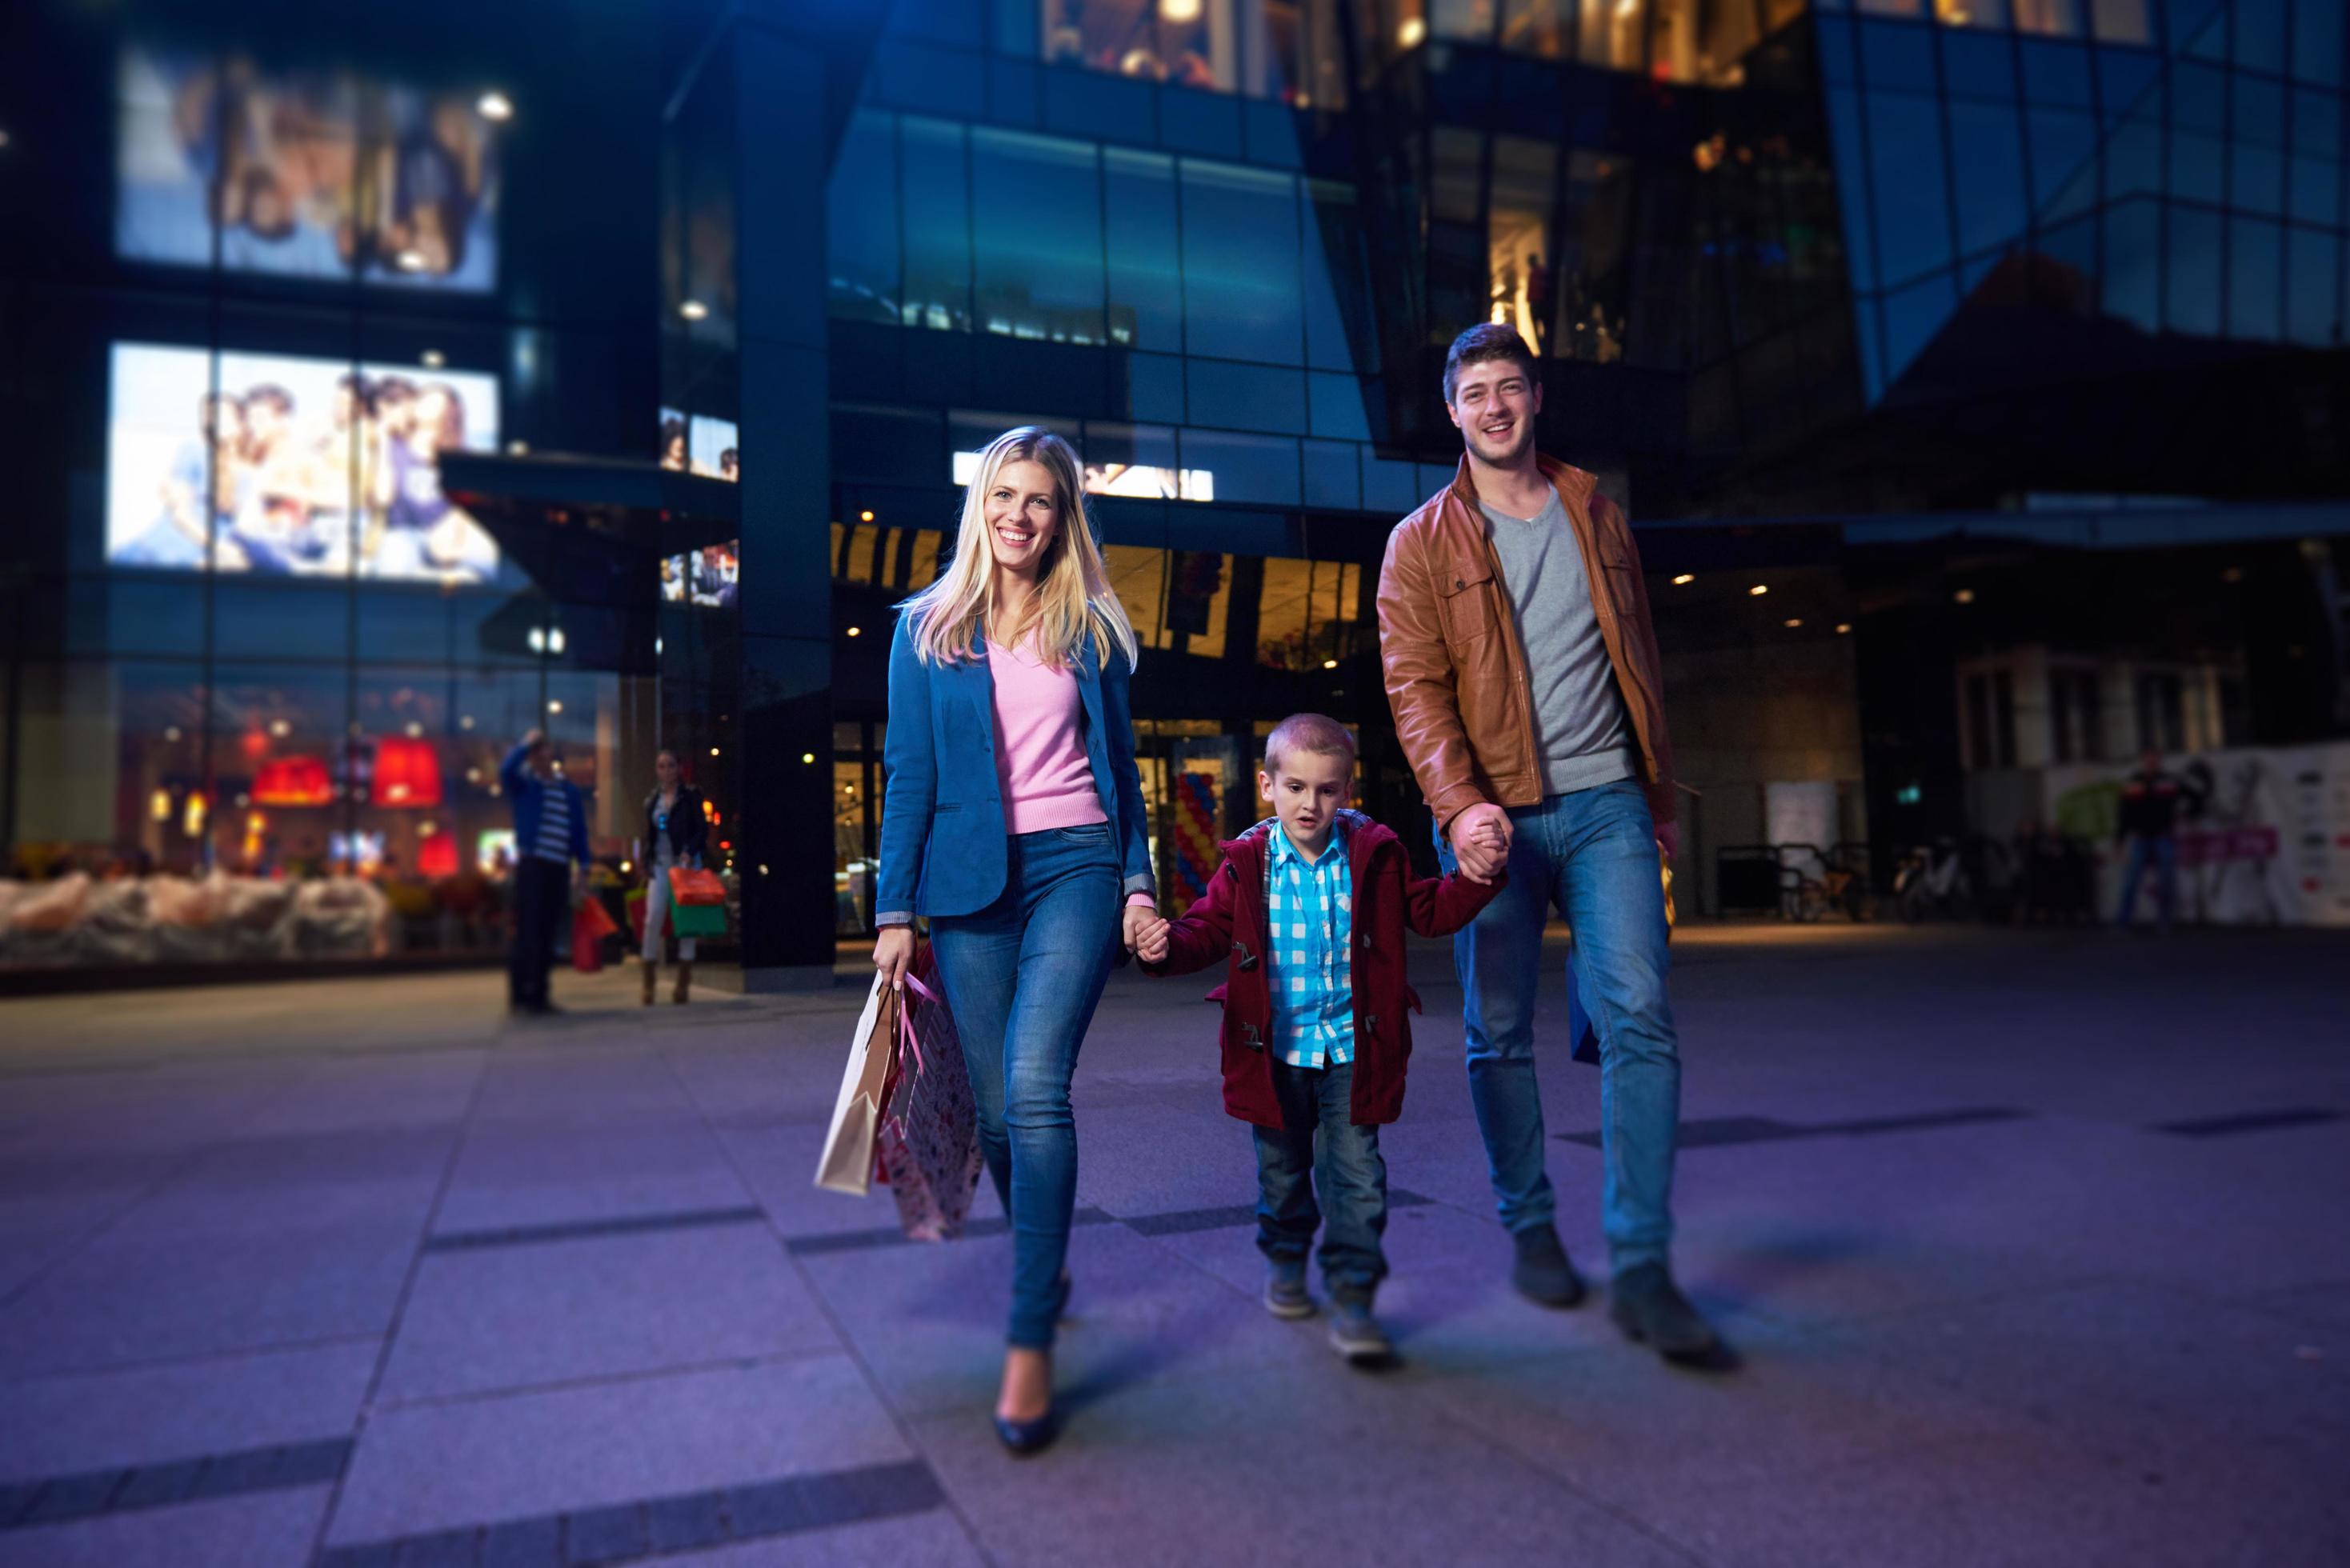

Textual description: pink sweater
[987,638,1109,834]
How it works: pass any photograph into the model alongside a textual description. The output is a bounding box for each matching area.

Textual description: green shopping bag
[670,898,728,939]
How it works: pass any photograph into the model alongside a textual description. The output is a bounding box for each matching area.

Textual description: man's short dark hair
[1443,322,1537,405]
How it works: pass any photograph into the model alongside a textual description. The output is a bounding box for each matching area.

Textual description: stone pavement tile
[669,1038,861,1131]
[651,1509,984,1566]
[0,1339,375,1480]
[0,1483,331,1568]
[434,1123,754,1236]
[909,1358,1696,1567]
[715,1122,1006,1241]
[2235,1278,2350,1336]
[376,1224,837,1402]
[796,1222,1303,1418]
[326,1357,909,1545]
[0,1226,416,1378]
[1370,1113,1613,1248]
[1062,1104,1271,1218]
[469,1045,706,1132]
[233,1051,485,1137]
[97,1128,454,1245]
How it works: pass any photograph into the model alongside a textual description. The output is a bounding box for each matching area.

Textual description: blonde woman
[872,427,1166,1454]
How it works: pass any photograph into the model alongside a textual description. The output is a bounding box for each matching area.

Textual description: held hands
[1123,902,1171,965]
[1449,802,1513,884]
[872,923,915,992]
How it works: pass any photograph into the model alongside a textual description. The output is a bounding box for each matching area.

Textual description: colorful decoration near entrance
[1170,772,1219,914]
[373,737,444,807]
[253,755,333,807]
[417,831,459,880]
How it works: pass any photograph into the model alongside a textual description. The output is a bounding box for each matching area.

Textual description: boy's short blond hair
[1263,712,1358,777]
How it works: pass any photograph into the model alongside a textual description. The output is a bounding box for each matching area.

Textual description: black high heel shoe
[992,1404,1060,1455]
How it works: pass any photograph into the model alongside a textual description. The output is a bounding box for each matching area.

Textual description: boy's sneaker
[1263,1259,1315,1319]
[1510,1225,1587,1307]
[1327,1298,1396,1365]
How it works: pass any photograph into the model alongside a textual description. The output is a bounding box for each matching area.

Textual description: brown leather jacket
[1378,454,1676,832]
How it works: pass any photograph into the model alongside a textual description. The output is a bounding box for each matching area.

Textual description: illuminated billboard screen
[115,47,500,291]
[107,342,502,584]
[952,450,1212,502]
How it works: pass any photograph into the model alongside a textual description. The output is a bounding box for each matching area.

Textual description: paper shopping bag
[669,899,727,939]
[877,954,985,1242]
[814,973,899,1196]
[570,899,615,973]
[668,866,727,906]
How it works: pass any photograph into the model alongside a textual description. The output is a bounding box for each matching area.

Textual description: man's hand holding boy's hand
[1450,802,1512,883]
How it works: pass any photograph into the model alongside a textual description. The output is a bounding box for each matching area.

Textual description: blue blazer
[876,611,1155,925]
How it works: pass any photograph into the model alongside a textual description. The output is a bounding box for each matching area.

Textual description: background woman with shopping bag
[872,426,1167,1455]
[638,748,708,1005]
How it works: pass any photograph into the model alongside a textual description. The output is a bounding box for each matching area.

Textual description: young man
[2113,748,2184,933]
[500,726,590,1015]
[1137,714,1499,1364]
[1376,322,1719,1362]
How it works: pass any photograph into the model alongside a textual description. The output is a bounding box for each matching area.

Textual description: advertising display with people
[106,342,502,583]
[661,542,739,609]
[114,47,501,290]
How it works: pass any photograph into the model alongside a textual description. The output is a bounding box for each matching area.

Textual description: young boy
[1135,714,1503,1363]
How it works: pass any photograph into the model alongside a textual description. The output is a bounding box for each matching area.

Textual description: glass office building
[5,0,2345,980]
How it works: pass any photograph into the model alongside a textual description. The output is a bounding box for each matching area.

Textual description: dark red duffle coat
[1141,810,1504,1130]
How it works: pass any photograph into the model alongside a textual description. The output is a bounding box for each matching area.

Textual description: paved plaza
[1,922,2345,1566]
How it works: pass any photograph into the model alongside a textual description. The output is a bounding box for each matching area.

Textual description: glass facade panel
[901,117,973,331]
[2104,200,2164,331]
[2292,0,2344,86]
[1181,161,1305,364]
[2227,217,2284,340]
[1105,149,1184,350]
[828,110,899,323]
[2285,226,2340,344]
[971,127,1105,343]
[1948,100,2030,254]
[2166,206,2224,334]
[1866,91,1955,285]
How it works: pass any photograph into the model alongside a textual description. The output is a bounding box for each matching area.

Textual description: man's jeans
[1437,780,1680,1271]
[2115,834,2177,933]
[929,824,1120,1350]
[1253,1059,1388,1303]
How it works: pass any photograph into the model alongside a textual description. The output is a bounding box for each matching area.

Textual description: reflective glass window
[1881,270,1956,383]
[2292,0,2343,87]
[2089,0,2152,43]
[1182,161,1304,365]
[1105,149,1183,351]
[1187,360,1310,436]
[2020,40,2093,106]
[2102,200,2164,331]
[2228,218,2283,340]
[1860,20,1936,90]
[971,128,1105,344]
[1940,31,2016,98]
[2293,90,2344,161]
[1308,371,1372,440]
[2285,226,2340,345]
[2012,0,2083,34]
[1865,91,1954,285]
[2165,206,2223,334]
[2232,142,2286,218]
[1948,100,2028,254]
[2289,158,2341,226]
[2168,129,2224,204]
[901,118,971,332]
[1303,179,1367,373]
[2030,108,2100,221]
[1301,439,1361,510]
[2109,117,2164,202]
[1179,428,1299,506]
[1933,0,2010,24]
[2232,0,2285,74]
[1488,137,1557,353]
[827,111,899,324]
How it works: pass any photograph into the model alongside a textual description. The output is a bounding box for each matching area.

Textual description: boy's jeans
[1254,1059,1388,1302]
[1437,779,1681,1272]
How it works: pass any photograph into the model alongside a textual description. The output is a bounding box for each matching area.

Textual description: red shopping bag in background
[668,866,726,906]
[572,897,618,972]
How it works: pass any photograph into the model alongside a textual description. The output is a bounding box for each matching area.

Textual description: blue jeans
[1437,780,1680,1271]
[1253,1059,1388,1303]
[2115,834,2176,932]
[928,824,1121,1349]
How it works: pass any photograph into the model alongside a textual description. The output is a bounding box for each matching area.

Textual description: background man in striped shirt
[500,726,590,1016]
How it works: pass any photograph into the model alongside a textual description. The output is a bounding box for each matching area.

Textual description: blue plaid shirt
[1263,818,1355,1070]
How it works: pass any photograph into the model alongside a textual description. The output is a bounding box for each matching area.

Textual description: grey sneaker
[1510,1226,1587,1307]
[1263,1258,1315,1319]
[1327,1298,1396,1365]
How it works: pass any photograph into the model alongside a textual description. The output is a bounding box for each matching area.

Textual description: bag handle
[893,970,943,1080]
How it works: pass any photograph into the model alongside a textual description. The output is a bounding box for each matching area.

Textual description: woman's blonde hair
[899,426,1139,672]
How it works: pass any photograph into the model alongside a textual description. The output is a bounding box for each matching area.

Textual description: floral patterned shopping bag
[875,951,985,1242]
